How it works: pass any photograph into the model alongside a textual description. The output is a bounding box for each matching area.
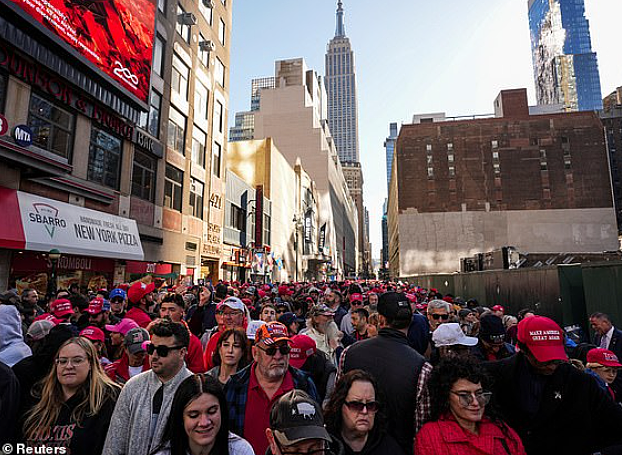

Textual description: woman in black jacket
[324,370,405,455]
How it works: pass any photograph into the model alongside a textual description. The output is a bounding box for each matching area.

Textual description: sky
[228,0,622,261]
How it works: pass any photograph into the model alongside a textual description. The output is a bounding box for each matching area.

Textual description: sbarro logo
[28,203,67,239]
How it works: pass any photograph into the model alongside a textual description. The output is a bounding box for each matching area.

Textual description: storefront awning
[0,187,144,261]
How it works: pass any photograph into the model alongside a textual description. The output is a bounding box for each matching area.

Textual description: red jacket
[105,352,150,385]
[187,332,206,373]
[414,414,526,455]
[125,307,152,328]
[203,330,222,370]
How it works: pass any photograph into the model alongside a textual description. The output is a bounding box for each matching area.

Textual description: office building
[384,123,398,191]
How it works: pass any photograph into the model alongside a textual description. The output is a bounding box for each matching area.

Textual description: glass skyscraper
[384,122,398,191]
[325,0,359,163]
[528,0,602,112]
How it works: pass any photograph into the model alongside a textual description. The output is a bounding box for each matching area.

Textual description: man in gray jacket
[103,320,192,455]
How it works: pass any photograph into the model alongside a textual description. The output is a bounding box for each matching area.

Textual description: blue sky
[228,0,622,261]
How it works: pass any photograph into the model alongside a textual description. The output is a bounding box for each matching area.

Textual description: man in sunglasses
[485,315,622,455]
[225,321,319,455]
[426,299,452,332]
[103,320,192,455]
[108,288,127,323]
[266,389,337,455]
[471,314,515,362]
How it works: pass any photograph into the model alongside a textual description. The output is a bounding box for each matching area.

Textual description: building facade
[388,89,618,276]
[528,0,603,112]
[601,104,622,234]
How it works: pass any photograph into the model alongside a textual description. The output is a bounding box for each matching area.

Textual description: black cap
[479,314,506,344]
[377,292,412,321]
[269,390,331,446]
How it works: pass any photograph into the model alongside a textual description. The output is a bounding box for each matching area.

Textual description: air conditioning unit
[199,40,216,52]
[202,0,215,8]
[178,12,197,26]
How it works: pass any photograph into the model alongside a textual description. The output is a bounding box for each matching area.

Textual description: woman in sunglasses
[415,357,525,455]
[324,370,405,455]
[152,374,254,455]
[22,337,121,454]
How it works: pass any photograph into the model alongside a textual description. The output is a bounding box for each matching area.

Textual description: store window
[172,54,190,100]
[190,178,204,219]
[167,106,186,155]
[153,35,165,76]
[215,58,225,87]
[28,93,75,159]
[191,128,206,168]
[195,81,209,120]
[212,141,221,178]
[164,164,183,211]
[131,149,157,202]
[88,128,122,190]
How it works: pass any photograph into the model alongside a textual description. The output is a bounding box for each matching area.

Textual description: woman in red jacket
[415,357,526,455]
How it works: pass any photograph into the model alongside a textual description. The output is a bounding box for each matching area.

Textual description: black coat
[595,326,622,398]
[485,353,622,455]
[0,361,20,444]
[332,426,405,455]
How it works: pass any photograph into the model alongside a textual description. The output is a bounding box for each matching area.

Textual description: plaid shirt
[224,363,319,437]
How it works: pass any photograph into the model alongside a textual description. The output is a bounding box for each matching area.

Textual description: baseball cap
[270,389,331,446]
[105,318,139,335]
[309,304,335,317]
[492,305,505,313]
[27,319,55,341]
[289,335,316,369]
[217,297,245,312]
[350,293,363,303]
[127,281,156,304]
[255,322,292,346]
[587,348,622,368]
[86,298,105,315]
[80,326,105,343]
[432,323,479,347]
[50,299,74,318]
[479,315,506,344]
[245,286,257,295]
[517,316,567,362]
[109,288,127,301]
[377,292,411,321]
[246,320,267,341]
[124,327,150,355]
[278,312,299,327]
[278,285,292,296]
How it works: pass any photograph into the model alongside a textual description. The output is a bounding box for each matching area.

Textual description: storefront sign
[125,261,172,274]
[202,223,221,258]
[0,114,8,136]
[11,251,115,273]
[0,187,144,260]
[13,125,32,147]
[319,223,326,251]
[132,128,163,157]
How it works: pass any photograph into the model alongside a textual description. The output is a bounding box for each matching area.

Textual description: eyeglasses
[257,344,291,356]
[146,343,184,357]
[344,400,380,413]
[110,298,124,303]
[431,313,450,321]
[451,390,492,407]
[219,310,243,318]
[56,356,87,367]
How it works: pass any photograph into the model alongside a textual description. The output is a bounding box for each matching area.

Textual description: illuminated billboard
[5,0,156,103]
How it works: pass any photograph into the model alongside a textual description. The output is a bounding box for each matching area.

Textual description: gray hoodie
[0,304,32,367]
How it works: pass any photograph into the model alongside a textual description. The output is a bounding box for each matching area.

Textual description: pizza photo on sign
[88,274,109,291]
[16,273,48,295]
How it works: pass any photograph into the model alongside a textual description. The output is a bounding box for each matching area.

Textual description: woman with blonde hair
[22,337,120,454]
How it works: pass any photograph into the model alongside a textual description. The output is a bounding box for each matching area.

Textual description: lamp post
[47,248,61,299]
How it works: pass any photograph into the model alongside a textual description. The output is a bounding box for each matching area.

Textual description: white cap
[246,320,267,340]
[217,297,245,312]
[432,323,478,347]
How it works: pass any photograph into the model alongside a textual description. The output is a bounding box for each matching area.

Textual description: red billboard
[5,0,156,103]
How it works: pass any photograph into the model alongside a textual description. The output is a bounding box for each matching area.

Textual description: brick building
[388,89,618,276]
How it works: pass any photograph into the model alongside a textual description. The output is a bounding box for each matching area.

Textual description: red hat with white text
[517,316,567,362]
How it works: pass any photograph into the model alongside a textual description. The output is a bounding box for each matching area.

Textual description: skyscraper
[384,122,398,190]
[528,0,603,112]
[325,0,359,163]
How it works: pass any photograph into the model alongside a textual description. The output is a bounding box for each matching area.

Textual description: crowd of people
[1,278,622,455]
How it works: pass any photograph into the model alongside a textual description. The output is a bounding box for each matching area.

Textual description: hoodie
[0,305,32,367]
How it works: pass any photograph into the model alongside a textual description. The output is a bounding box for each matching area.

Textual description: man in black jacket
[0,361,19,444]
[591,312,622,398]
[339,292,430,455]
[486,315,622,455]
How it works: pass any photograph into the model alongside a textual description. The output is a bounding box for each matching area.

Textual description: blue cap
[109,288,127,300]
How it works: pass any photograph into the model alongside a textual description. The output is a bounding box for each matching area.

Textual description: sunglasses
[146,343,184,357]
[110,298,124,303]
[451,391,492,407]
[431,313,450,321]
[344,400,380,413]
[258,344,291,356]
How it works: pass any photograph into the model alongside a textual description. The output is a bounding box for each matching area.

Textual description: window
[153,35,165,77]
[212,141,222,178]
[28,93,74,158]
[164,164,183,211]
[194,81,209,120]
[191,128,206,167]
[198,1,212,24]
[88,128,122,190]
[131,150,157,202]
[214,100,224,134]
[176,4,192,43]
[158,0,165,12]
[492,140,499,149]
[0,73,7,111]
[219,18,226,45]
[198,33,210,67]
[230,204,246,231]
[264,214,271,245]
[215,58,225,87]
[167,106,186,155]
[172,55,190,100]
[148,90,162,138]
[190,178,204,219]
